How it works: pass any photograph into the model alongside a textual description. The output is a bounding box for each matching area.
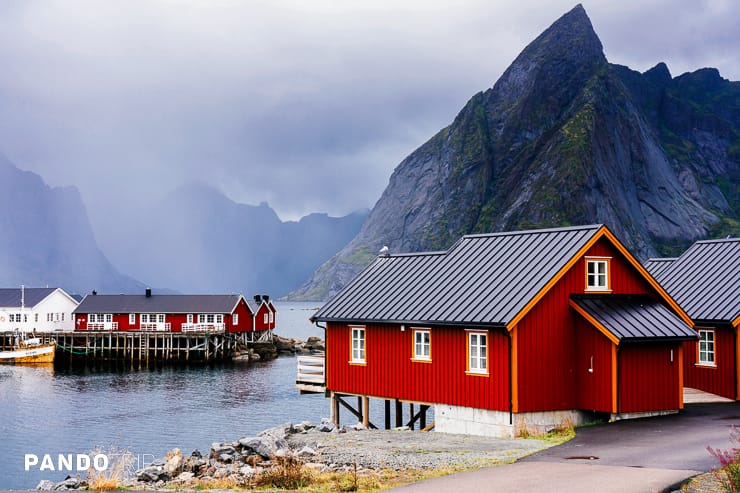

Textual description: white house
[0,287,80,333]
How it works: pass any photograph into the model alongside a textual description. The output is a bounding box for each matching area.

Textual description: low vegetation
[707,425,740,493]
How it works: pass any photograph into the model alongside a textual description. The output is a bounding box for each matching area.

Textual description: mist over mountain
[0,154,144,295]
[98,183,367,297]
[291,4,739,301]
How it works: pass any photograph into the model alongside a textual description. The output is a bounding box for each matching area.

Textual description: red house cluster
[74,289,276,335]
[311,225,701,437]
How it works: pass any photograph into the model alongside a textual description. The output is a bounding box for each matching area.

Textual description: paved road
[393,402,740,493]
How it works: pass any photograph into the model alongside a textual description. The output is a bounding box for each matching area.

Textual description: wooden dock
[0,330,273,367]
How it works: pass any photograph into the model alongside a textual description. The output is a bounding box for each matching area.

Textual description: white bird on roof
[379,245,389,257]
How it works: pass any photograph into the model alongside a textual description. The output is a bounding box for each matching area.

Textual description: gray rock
[35,480,55,490]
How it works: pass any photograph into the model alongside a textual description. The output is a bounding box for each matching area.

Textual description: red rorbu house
[309,224,697,438]
[73,289,272,339]
[646,238,740,400]
[248,294,277,332]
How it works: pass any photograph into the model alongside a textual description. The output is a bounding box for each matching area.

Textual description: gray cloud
[0,0,737,234]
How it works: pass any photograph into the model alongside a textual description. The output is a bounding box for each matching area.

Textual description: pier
[1,330,273,366]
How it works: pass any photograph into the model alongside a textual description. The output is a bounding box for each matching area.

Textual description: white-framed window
[698,329,716,366]
[61,313,64,321]
[350,326,366,364]
[467,331,488,375]
[157,313,165,323]
[198,314,216,324]
[412,328,431,361]
[269,311,274,323]
[586,258,610,291]
[215,314,223,324]
[233,314,238,325]
[263,313,268,324]
[129,313,136,325]
[187,314,193,324]
[35,313,39,323]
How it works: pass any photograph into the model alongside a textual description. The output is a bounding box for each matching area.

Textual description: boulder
[35,480,55,490]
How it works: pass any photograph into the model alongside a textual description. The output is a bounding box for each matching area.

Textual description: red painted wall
[516,238,653,413]
[574,317,614,412]
[228,298,255,333]
[619,343,681,412]
[683,325,736,400]
[254,304,271,331]
[326,322,510,411]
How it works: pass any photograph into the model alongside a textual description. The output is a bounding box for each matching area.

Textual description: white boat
[0,336,56,364]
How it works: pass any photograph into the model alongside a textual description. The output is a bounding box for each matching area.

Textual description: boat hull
[0,342,56,364]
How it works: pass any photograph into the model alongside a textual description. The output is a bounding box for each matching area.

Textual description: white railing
[181,323,225,333]
[87,322,118,331]
[140,322,171,332]
[296,355,325,385]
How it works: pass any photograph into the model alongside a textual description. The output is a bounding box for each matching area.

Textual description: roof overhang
[311,317,507,331]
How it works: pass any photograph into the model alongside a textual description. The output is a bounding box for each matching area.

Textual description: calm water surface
[0,302,328,489]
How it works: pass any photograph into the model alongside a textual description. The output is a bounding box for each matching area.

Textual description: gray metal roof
[0,287,60,308]
[571,295,697,342]
[74,294,245,314]
[314,224,604,326]
[643,257,676,279]
[652,238,739,324]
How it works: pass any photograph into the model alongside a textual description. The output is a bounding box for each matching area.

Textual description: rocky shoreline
[36,419,554,491]
[232,335,325,362]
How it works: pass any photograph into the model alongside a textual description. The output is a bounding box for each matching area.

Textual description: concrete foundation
[435,404,593,438]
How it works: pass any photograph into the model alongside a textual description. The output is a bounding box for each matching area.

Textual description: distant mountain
[291,4,739,301]
[0,154,144,295]
[99,183,367,297]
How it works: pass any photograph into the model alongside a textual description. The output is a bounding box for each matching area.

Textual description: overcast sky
[0,0,737,231]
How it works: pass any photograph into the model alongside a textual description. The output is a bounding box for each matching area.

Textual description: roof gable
[654,238,740,325]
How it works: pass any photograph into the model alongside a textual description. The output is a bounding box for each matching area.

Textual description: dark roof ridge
[383,251,447,258]
[646,257,677,262]
[461,224,602,240]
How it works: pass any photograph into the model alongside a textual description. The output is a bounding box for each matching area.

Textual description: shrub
[707,425,740,493]
[254,455,313,490]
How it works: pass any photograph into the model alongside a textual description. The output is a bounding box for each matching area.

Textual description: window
[263,313,268,324]
[412,329,431,361]
[586,258,610,291]
[9,314,15,323]
[698,329,715,366]
[351,326,366,364]
[35,313,39,323]
[215,314,223,324]
[61,313,65,322]
[233,314,238,325]
[157,314,165,323]
[129,314,136,325]
[467,331,488,375]
[187,314,193,324]
[269,311,274,323]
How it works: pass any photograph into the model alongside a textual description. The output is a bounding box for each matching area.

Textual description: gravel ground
[286,428,554,472]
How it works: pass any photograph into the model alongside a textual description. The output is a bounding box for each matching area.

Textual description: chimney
[254,294,262,303]
[145,288,152,298]
[262,294,270,302]
[92,290,97,296]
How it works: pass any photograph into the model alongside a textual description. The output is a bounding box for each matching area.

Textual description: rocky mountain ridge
[291,4,739,301]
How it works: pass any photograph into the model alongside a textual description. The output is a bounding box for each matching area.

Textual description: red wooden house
[248,294,277,332]
[646,238,740,400]
[311,225,696,437]
[74,289,263,334]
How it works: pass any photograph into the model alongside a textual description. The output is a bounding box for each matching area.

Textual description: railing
[87,322,118,331]
[140,322,172,331]
[296,354,325,386]
[181,323,225,333]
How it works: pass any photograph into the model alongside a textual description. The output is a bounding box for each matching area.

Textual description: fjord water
[0,302,327,489]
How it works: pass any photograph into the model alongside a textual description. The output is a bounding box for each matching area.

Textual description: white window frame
[698,329,716,366]
[233,314,238,326]
[412,328,431,362]
[263,313,268,324]
[586,257,611,292]
[350,326,366,364]
[269,311,274,323]
[129,313,136,325]
[187,314,193,324]
[467,330,488,375]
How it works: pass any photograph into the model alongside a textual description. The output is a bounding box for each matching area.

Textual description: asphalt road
[393,402,740,493]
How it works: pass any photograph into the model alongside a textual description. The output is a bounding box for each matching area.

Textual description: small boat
[0,336,56,364]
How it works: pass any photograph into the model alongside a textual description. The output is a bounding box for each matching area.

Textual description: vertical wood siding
[517,238,660,412]
[228,298,254,333]
[619,343,681,412]
[683,325,736,399]
[325,322,510,411]
[574,317,614,412]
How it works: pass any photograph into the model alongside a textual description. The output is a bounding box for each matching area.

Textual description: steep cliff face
[291,4,739,300]
[0,155,144,294]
